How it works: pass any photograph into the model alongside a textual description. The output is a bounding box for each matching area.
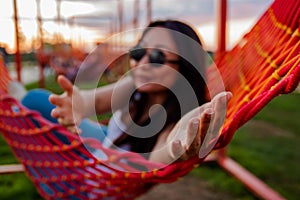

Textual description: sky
[0,0,273,53]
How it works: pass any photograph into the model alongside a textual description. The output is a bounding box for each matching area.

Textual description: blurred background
[0,0,273,84]
[0,0,273,52]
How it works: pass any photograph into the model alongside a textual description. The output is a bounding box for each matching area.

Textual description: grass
[0,132,42,199]
[0,76,299,199]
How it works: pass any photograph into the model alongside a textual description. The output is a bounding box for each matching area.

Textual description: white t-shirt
[92,110,130,160]
[102,110,130,150]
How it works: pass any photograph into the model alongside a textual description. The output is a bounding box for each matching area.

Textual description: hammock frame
[207,0,295,199]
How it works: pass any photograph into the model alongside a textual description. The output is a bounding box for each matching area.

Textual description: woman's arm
[49,75,134,132]
[82,75,134,115]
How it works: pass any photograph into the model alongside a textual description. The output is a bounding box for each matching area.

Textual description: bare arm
[49,75,134,132]
[82,75,134,115]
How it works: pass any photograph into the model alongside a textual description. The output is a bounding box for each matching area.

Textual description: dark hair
[114,20,208,156]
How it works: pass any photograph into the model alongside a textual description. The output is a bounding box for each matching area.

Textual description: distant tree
[18,25,27,52]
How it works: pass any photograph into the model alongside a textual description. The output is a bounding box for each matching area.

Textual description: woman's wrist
[80,89,97,118]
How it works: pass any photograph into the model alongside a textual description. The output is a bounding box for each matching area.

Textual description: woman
[15,20,231,164]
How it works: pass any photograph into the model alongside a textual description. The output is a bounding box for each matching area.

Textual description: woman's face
[130,27,180,93]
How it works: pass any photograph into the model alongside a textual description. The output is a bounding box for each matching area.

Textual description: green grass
[0,134,42,199]
[1,77,299,199]
[0,174,42,200]
[192,92,300,200]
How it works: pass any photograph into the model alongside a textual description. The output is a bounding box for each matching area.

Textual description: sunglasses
[129,46,180,67]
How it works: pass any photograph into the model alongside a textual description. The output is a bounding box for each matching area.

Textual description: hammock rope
[210,0,300,148]
[0,57,11,94]
[0,0,299,199]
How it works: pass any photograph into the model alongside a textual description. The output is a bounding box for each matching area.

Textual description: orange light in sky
[0,0,273,53]
[0,0,97,53]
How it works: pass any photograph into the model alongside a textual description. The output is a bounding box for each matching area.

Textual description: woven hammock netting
[0,0,299,199]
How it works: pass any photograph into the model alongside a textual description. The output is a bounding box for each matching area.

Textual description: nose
[138,51,149,64]
[130,54,150,70]
[134,52,153,70]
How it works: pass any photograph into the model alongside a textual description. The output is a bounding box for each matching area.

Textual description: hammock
[0,0,299,199]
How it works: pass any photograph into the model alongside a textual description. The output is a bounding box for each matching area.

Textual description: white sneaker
[8,81,27,101]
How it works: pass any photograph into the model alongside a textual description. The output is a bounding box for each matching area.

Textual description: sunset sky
[0,0,273,53]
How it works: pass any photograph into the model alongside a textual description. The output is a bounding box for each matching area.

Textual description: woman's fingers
[199,108,214,141]
[170,140,185,160]
[57,117,76,126]
[184,91,232,160]
[168,91,232,162]
[47,75,83,136]
[49,75,76,106]
[184,110,213,159]
[57,117,81,134]
[185,119,200,155]
[210,92,232,132]
[49,76,77,119]
[66,125,82,135]
[57,75,74,96]
[49,93,66,107]
[199,92,232,158]
[50,108,59,118]
[50,106,67,118]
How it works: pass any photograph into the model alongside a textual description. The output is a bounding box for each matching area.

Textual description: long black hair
[113,20,208,156]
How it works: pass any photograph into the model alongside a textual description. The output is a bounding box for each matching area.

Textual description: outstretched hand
[49,75,83,134]
[150,91,232,164]
[170,91,232,161]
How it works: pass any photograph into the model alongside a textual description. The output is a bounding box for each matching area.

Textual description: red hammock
[0,0,299,199]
